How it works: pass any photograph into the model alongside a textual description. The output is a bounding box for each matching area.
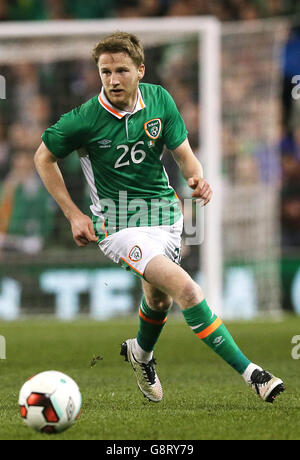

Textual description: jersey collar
[98,87,146,119]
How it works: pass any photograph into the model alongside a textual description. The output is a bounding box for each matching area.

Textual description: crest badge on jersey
[144,118,162,140]
[129,245,142,262]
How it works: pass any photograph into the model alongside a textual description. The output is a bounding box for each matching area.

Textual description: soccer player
[34,32,284,404]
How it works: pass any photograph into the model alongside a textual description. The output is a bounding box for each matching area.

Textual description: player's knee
[147,295,173,312]
[178,279,204,310]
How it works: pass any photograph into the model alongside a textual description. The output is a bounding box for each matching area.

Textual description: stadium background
[0,0,300,321]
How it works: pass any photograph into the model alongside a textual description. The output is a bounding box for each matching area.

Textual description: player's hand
[69,213,98,247]
[187,176,212,206]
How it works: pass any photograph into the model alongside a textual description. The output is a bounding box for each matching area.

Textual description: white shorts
[98,216,183,279]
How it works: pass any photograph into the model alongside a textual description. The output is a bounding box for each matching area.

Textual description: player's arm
[171,138,212,205]
[34,142,98,246]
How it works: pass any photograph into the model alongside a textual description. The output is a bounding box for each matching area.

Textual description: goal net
[221,19,287,318]
[0,17,287,319]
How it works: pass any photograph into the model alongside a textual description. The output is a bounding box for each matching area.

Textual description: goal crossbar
[0,16,219,38]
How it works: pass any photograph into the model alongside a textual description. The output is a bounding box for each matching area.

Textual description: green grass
[0,314,300,440]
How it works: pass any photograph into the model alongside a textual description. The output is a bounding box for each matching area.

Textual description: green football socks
[136,296,169,352]
[182,299,251,374]
[135,296,251,375]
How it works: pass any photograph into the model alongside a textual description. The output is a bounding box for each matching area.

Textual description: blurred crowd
[0,0,300,257]
[0,0,300,22]
[280,25,300,248]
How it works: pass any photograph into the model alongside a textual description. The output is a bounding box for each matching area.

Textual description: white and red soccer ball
[18,370,81,434]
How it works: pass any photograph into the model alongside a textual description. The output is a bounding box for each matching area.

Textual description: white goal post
[0,17,222,317]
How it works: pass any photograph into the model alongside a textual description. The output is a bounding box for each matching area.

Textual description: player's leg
[120,282,172,402]
[99,225,174,401]
[143,254,285,403]
[144,254,252,373]
[134,280,172,362]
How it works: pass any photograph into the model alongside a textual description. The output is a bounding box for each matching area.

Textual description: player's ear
[137,64,145,81]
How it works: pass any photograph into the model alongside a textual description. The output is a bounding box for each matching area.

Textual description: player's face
[98,52,145,112]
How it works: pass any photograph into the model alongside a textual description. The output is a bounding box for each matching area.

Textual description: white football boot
[120,339,163,402]
[250,369,285,403]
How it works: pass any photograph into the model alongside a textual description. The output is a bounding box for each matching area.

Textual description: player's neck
[107,90,139,114]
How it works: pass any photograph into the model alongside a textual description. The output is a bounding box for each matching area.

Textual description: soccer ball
[18,370,82,434]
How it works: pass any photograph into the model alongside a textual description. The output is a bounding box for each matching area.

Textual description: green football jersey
[42,83,188,241]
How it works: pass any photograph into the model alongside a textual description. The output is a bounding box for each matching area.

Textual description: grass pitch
[0,314,299,440]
